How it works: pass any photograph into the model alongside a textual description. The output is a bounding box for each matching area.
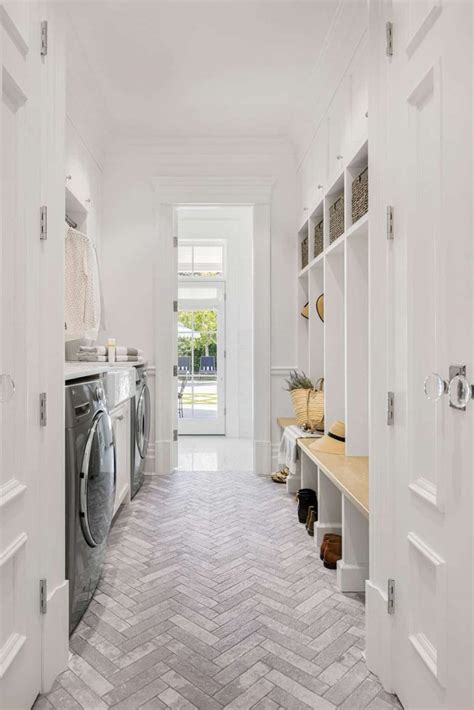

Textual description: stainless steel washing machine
[65,375,116,634]
[131,366,150,498]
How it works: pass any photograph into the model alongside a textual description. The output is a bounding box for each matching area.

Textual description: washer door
[80,410,116,548]
[136,384,151,459]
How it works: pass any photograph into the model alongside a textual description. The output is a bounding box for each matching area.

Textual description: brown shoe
[306,507,316,537]
[323,540,342,570]
[320,533,341,560]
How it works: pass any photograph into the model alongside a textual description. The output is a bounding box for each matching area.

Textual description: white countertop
[64,360,146,381]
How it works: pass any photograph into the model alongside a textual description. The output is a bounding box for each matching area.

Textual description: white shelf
[345,213,368,240]
[296,134,369,458]
[325,233,346,257]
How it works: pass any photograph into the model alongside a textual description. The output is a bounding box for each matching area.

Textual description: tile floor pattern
[35,472,402,710]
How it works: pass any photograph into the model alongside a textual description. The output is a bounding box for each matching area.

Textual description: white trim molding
[152,176,275,206]
[271,365,298,376]
[152,176,275,476]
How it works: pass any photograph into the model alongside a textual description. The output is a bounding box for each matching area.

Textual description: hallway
[35,472,400,710]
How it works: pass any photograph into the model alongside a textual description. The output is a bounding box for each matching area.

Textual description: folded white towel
[78,346,107,355]
[116,347,143,356]
[77,354,107,362]
[116,355,140,362]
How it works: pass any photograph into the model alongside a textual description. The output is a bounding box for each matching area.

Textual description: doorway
[175,205,254,469]
[178,280,226,434]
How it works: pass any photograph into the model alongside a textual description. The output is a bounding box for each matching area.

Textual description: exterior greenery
[178,310,217,373]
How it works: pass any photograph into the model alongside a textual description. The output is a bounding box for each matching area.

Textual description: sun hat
[309,420,345,455]
[316,293,324,322]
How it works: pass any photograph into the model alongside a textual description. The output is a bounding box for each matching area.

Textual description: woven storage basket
[352,166,368,223]
[301,236,309,269]
[313,219,324,258]
[329,194,344,243]
[290,380,324,432]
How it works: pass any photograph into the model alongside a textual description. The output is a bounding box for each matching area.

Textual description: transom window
[178,242,225,278]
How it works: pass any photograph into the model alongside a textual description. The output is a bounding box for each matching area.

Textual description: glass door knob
[423,373,447,402]
[0,374,15,403]
[448,374,473,410]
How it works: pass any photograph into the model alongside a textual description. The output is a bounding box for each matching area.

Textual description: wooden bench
[297,439,369,593]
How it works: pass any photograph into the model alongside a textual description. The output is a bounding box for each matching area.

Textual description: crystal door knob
[0,374,15,403]
[448,374,473,410]
[423,372,447,402]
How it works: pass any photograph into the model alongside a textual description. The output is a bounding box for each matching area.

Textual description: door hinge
[40,579,47,614]
[387,391,394,425]
[386,21,393,57]
[224,407,227,416]
[40,392,47,426]
[173,300,178,313]
[224,350,227,359]
[173,236,178,247]
[40,20,48,57]
[173,365,178,377]
[386,205,394,240]
[173,429,178,442]
[40,206,48,241]
[387,578,395,614]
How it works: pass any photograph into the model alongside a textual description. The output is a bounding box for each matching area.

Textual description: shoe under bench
[295,439,369,594]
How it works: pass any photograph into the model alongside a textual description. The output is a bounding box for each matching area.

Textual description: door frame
[178,280,226,435]
[152,176,274,475]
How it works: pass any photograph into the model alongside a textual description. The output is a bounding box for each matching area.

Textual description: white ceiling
[65,0,338,138]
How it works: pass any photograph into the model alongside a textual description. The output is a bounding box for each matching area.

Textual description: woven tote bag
[290,378,324,432]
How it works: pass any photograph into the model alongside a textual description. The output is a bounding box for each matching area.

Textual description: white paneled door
[386,1,473,708]
[1,3,47,707]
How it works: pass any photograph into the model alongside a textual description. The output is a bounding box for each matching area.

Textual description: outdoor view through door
[177,242,226,435]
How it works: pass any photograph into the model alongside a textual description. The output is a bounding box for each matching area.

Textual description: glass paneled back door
[177,282,225,434]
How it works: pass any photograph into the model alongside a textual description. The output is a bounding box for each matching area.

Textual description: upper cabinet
[327,79,350,185]
[65,119,102,241]
[296,32,368,218]
[349,36,369,153]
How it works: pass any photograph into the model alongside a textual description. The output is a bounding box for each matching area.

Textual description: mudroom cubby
[294,32,369,595]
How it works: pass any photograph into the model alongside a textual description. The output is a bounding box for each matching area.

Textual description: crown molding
[152,175,276,205]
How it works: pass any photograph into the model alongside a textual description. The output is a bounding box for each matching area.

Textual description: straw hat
[316,293,324,322]
[309,420,345,455]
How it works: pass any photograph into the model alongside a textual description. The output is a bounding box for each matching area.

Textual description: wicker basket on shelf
[314,219,324,258]
[301,236,309,269]
[290,380,324,432]
[352,166,368,223]
[329,194,344,243]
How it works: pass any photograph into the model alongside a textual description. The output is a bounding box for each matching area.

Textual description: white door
[0,2,44,707]
[178,281,226,435]
[386,2,473,708]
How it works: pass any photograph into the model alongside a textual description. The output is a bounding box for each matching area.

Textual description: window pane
[178,286,219,300]
[193,245,223,276]
[178,245,193,275]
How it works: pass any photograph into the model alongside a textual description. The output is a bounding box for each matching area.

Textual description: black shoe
[296,489,317,524]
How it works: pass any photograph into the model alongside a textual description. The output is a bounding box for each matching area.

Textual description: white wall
[177,206,253,438]
[99,137,297,471]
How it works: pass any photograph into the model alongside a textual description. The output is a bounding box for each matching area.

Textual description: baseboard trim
[254,440,271,476]
[366,579,395,693]
[156,440,173,475]
[144,442,155,474]
[337,561,369,593]
[41,579,69,693]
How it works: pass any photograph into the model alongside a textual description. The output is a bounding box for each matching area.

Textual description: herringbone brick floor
[35,472,402,710]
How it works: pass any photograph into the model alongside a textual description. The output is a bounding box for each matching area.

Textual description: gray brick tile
[35,474,398,710]
[266,669,335,710]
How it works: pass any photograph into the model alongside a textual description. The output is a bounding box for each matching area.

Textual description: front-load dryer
[65,375,116,634]
[131,365,150,498]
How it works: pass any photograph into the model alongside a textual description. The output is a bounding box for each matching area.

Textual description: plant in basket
[284,370,324,433]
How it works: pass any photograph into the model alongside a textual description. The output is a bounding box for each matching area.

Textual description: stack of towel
[77,346,144,362]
